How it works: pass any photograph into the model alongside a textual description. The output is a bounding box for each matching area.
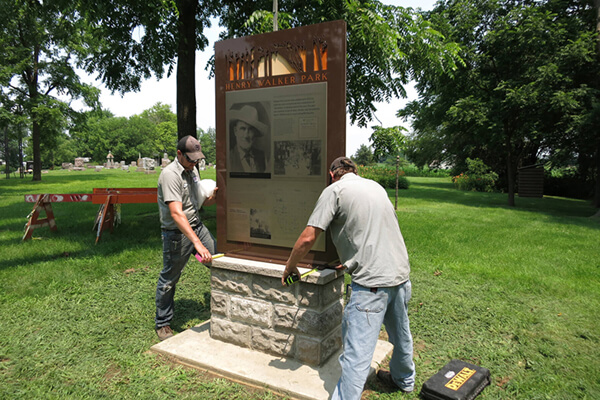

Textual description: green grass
[1,171,598,399]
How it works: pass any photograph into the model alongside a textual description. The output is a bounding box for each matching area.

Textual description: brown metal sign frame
[215,20,346,267]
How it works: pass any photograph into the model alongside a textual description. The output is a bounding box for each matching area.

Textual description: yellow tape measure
[284,267,318,286]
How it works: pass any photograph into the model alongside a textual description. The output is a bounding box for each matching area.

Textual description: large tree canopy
[2,0,461,179]
[400,0,600,206]
[70,102,178,163]
[79,0,460,137]
[80,0,218,139]
[0,0,100,181]
[217,0,462,127]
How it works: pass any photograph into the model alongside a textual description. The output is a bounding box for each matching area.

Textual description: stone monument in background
[106,151,114,168]
[161,152,170,168]
[73,157,85,171]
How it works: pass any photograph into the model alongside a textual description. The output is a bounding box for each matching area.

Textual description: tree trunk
[19,132,24,179]
[176,0,197,140]
[30,42,42,181]
[594,0,600,208]
[595,140,600,208]
[4,126,9,179]
[505,120,515,207]
[32,118,41,181]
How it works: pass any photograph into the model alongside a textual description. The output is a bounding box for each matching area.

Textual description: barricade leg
[94,195,114,244]
[23,194,57,241]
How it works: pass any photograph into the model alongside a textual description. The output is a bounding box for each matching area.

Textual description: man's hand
[203,186,218,207]
[281,226,322,285]
[281,264,301,286]
[194,243,212,263]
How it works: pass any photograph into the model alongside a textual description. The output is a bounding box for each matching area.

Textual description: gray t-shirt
[307,173,410,287]
[157,159,201,230]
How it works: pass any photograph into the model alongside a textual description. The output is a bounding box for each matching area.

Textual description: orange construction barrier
[23,194,59,241]
[24,188,157,243]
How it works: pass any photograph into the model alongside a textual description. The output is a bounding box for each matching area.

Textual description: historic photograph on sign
[226,83,327,250]
[274,140,322,177]
[227,101,272,178]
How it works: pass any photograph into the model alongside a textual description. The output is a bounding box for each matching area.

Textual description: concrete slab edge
[150,321,394,400]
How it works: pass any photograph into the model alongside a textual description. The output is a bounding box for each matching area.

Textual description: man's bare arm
[281,226,323,285]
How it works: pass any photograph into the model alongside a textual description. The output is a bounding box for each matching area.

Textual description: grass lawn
[0,169,598,399]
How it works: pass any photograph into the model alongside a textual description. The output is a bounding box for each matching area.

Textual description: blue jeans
[155,224,216,328]
[331,281,415,400]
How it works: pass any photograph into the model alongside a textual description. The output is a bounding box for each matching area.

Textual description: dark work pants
[155,224,216,328]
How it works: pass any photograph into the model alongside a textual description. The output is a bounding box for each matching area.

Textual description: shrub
[358,165,409,189]
[452,158,498,192]
[402,164,450,177]
[378,156,450,177]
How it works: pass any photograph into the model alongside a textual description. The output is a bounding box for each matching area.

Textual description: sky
[94,0,438,157]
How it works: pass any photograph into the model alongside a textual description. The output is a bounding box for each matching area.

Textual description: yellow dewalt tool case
[420,359,490,400]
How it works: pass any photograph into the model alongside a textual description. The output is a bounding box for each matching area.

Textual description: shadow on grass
[0,203,162,271]
[171,292,211,332]
[0,233,161,271]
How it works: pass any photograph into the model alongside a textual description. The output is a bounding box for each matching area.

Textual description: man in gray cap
[282,156,415,399]
[154,135,217,341]
[229,104,268,173]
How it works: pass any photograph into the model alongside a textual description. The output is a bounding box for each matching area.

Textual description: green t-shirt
[157,160,201,230]
[307,173,410,288]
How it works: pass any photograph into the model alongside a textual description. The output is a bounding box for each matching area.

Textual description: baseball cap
[330,156,356,172]
[177,135,205,160]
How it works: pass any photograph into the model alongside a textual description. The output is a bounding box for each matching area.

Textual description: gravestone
[136,157,155,172]
[142,157,155,169]
[106,151,114,168]
[161,153,170,167]
[73,158,85,171]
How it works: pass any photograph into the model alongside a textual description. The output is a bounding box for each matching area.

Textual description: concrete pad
[151,321,393,400]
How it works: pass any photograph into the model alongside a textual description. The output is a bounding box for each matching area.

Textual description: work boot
[377,369,414,393]
[155,325,174,341]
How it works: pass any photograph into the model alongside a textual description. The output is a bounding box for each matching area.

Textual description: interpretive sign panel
[215,21,346,266]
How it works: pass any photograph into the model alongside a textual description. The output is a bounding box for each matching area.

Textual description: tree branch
[10,82,29,98]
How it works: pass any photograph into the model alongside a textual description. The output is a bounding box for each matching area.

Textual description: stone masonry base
[210,256,345,366]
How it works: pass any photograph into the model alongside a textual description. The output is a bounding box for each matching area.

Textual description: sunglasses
[184,153,201,164]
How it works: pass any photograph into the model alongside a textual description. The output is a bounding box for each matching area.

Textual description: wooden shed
[518,164,544,198]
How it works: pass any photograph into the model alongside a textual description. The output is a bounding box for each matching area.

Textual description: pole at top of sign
[273,0,278,31]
